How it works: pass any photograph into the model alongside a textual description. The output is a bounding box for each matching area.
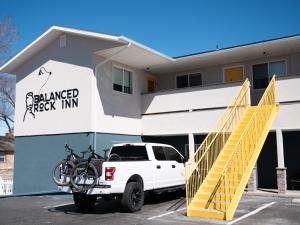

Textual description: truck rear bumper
[58,185,113,195]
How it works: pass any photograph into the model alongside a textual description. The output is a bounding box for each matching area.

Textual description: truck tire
[73,193,97,210]
[121,182,144,212]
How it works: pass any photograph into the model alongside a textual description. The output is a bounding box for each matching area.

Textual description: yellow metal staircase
[185,76,278,220]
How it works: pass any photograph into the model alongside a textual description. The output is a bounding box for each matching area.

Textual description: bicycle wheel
[70,162,98,192]
[52,160,75,186]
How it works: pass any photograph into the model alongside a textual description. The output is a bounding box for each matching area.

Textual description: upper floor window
[0,152,5,162]
[176,73,202,89]
[253,60,286,89]
[113,66,133,94]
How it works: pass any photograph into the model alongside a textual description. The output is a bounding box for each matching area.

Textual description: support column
[276,129,287,194]
[188,133,195,161]
[247,166,257,192]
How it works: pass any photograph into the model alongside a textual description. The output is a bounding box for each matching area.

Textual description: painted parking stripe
[43,202,74,209]
[227,202,276,225]
[147,207,186,220]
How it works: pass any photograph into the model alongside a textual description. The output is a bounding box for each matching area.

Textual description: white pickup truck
[58,143,185,212]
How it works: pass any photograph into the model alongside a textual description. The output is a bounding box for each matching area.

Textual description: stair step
[187,207,225,219]
[197,192,233,201]
[192,199,226,210]
[206,178,240,186]
[201,185,236,192]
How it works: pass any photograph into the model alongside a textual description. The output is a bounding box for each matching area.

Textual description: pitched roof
[1,25,300,75]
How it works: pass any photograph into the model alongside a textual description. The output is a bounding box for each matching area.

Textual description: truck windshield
[109,145,148,161]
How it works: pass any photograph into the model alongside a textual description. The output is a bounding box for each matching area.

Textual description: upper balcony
[142,81,243,115]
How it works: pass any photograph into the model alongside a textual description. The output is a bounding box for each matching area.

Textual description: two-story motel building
[0,26,300,195]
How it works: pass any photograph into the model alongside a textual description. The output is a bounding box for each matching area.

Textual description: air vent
[60,34,66,48]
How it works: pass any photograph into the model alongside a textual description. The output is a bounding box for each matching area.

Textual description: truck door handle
[172,165,176,168]
[156,165,161,169]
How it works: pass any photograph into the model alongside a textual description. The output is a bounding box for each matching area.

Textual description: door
[224,66,244,83]
[152,146,173,188]
[163,147,185,187]
[147,76,157,93]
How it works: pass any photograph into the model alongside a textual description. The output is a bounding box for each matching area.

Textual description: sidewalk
[244,188,300,199]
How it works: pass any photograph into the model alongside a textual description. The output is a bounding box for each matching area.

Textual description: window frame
[175,72,203,89]
[112,65,134,95]
[222,65,245,83]
[252,59,287,90]
[0,152,6,163]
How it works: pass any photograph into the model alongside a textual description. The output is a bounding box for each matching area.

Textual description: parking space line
[147,207,186,220]
[227,202,276,225]
[43,202,74,209]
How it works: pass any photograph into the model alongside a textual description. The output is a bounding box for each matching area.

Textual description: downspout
[92,42,131,151]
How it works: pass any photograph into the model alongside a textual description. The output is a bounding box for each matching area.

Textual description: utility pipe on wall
[92,43,131,151]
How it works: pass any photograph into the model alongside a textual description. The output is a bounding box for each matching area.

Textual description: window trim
[222,64,245,83]
[112,64,134,95]
[175,71,203,89]
[251,59,287,90]
[0,152,6,163]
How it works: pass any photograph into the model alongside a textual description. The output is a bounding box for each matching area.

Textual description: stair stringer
[188,106,252,214]
[225,105,278,220]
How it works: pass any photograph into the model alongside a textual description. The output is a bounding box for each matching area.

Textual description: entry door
[224,66,244,82]
[147,76,157,93]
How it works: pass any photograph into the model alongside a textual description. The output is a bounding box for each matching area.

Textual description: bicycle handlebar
[65,144,75,153]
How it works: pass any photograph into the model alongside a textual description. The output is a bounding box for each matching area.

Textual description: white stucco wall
[12,32,300,137]
[142,82,242,114]
[272,76,300,130]
[142,109,224,135]
[92,60,148,135]
[13,34,125,136]
[141,83,243,135]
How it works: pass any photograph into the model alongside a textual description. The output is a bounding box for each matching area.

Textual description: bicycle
[70,145,104,192]
[52,144,89,186]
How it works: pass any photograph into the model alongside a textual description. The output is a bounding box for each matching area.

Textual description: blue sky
[0,0,300,134]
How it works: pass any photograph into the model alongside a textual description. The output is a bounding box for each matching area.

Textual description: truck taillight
[105,167,116,181]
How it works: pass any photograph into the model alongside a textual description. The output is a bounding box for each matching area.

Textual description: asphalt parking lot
[0,192,300,225]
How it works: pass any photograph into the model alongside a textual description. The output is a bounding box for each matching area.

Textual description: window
[113,66,133,94]
[153,146,166,161]
[253,63,268,89]
[110,145,148,161]
[176,73,202,88]
[163,147,183,163]
[253,61,286,89]
[0,152,5,162]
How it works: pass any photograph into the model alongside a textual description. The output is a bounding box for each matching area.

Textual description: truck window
[110,145,148,161]
[152,146,166,160]
[163,147,182,163]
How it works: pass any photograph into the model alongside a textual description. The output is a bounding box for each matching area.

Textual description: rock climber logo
[23,67,52,122]
[23,92,35,122]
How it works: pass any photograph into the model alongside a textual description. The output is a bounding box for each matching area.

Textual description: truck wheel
[121,182,144,212]
[73,193,97,210]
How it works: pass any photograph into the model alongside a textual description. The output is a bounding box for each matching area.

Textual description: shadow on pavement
[48,190,186,215]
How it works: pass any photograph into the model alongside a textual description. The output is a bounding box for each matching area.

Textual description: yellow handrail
[215,76,276,217]
[185,79,250,207]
